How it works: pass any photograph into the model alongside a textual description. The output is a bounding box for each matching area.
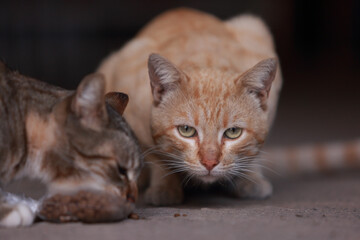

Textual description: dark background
[1,0,359,146]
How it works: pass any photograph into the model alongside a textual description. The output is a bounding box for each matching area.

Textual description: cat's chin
[198,175,220,184]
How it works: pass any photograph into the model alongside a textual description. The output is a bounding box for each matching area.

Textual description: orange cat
[98,8,282,205]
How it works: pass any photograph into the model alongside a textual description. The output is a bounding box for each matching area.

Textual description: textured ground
[1,171,360,240]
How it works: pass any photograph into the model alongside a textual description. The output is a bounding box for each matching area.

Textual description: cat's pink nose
[200,147,220,171]
[200,159,219,171]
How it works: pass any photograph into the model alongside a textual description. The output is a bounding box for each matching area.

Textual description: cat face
[47,74,143,199]
[149,54,276,183]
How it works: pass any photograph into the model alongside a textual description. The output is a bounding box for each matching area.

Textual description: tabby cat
[98,8,282,205]
[0,62,142,227]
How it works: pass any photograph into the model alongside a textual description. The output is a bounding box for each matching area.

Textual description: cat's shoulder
[225,14,274,49]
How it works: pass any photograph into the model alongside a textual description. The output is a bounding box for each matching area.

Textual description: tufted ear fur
[105,92,129,115]
[148,53,183,105]
[71,73,108,130]
[240,58,277,110]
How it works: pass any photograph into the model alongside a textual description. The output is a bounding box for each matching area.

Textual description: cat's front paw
[0,203,35,228]
[233,177,273,200]
[144,184,184,206]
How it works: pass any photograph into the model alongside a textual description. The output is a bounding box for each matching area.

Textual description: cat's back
[0,62,20,103]
[138,8,275,65]
[137,8,229,43]
[0,61,8,76]
[0,61,70,115]
[98,8,230,90]
[0,61,13,88]
[100,8,277,87]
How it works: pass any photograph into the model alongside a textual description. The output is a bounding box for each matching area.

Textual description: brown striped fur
[98,8,282,205]
[0,62,143,227]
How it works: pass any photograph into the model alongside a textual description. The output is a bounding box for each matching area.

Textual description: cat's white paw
[0,203,35,228]
[234,177,273,200]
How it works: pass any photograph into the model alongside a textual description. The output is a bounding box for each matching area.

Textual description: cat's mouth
[195,169,224,183]
[199,174,219,183]
[188,166,226,183]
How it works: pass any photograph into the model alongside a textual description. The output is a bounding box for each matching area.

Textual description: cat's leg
[231,170,273,199]
[144,160,184,206]
[0,190,38,227]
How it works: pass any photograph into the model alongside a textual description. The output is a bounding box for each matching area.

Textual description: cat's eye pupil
[178,125,196,138]
[224,127,242,139]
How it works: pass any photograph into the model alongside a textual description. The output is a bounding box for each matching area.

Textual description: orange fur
[98,8,282,205]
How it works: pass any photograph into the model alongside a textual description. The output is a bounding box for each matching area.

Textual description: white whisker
[161,168,189,179]
[182,173,196,187]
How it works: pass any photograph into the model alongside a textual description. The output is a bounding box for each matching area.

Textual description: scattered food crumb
[182,214,187,217]
[174,213,181,217]
[128,213,140,220]
[295,214,303,218]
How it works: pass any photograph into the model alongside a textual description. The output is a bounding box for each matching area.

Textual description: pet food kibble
[128,213,140,220]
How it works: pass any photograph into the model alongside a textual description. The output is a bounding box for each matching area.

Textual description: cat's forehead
[183,70,235,99]
[186,68,238,85]
[167,69,261,130]
[184,70,245,100]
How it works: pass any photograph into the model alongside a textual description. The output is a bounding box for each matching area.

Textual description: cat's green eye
[224,127,243,139]
[178,125,196,138]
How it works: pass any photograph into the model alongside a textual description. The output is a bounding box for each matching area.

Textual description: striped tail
[263,139,360,176]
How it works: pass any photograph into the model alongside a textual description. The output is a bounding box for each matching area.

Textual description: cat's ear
[240,58,277,110]
[71,73,108,130]
[148,53,183,105]
[105,92,129,115]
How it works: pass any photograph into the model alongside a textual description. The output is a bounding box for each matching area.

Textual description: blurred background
[1,0,359,146]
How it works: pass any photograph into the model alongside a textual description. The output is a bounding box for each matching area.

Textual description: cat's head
[46,73,143,200]
[148,53,277,183]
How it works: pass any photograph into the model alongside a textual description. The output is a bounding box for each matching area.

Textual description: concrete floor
[1,172,359,240]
